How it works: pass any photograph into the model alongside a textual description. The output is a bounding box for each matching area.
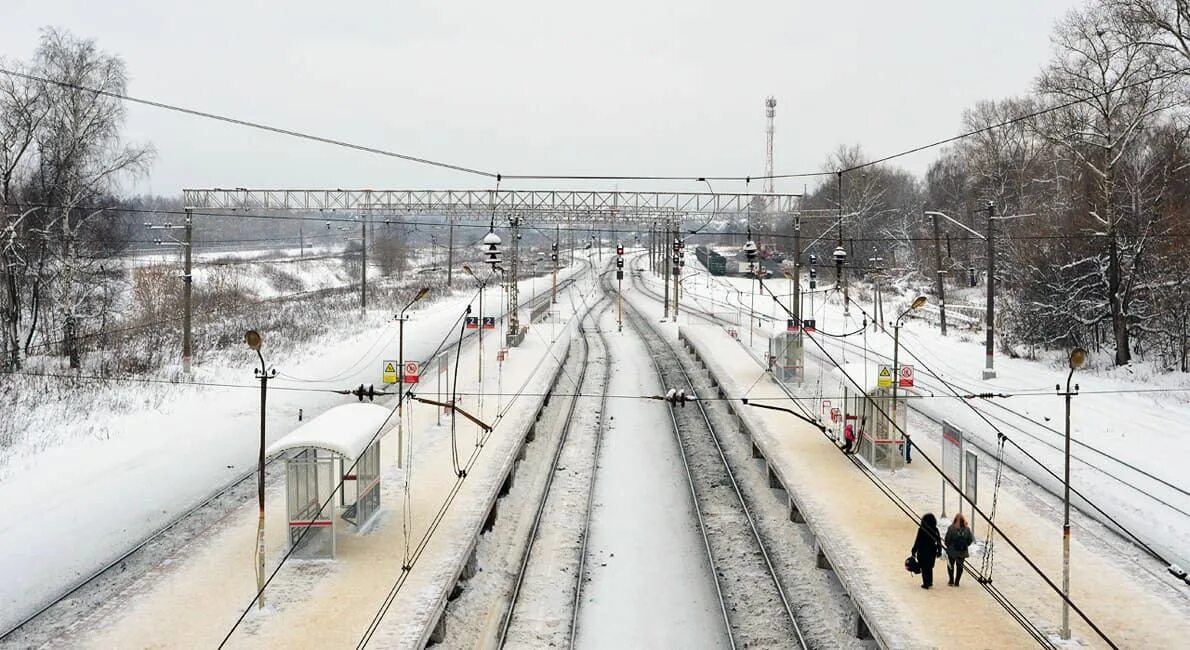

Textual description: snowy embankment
[0,254,587,634]
[667,261,1190,575]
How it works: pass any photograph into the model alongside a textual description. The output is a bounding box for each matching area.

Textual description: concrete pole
[1061,370,1076,639]
[932,211,948,336]
[446,214,455,289]
[792,216,801,322]
[662,224,671,320]
[361,213,368,311]
[182,209,193,374]
[984,203,996,379]
[398,316,405,469]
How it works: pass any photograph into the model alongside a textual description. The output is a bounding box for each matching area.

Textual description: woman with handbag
[945,512,975,586]
[910,513,942,588]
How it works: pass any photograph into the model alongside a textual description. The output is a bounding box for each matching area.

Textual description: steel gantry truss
[180,188,803,222]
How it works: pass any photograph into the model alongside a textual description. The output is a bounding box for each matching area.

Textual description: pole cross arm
[410,394,493,431]
[741,398,827,432]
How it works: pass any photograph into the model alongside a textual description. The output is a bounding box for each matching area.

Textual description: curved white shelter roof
[266,403,392,463]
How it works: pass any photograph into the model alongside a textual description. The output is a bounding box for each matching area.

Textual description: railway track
[497,287,612,648]
[632,254,1190,582]
[612,270,807,649]
[0,457,284,643]
[633,256,1190,521]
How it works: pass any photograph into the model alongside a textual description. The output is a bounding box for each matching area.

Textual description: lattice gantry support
[180,188,803,224]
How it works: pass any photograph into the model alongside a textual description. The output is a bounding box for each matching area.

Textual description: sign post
[941,420,964,517]
[403,361,420,384]
[877,365,893,389]
[964,450,978,534]
[382,360,398,384]
[899,365,915,388]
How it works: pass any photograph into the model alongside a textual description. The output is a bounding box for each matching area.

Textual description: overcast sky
[2,0,1082,197]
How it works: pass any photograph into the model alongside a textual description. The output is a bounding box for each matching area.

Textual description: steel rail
[497,289,611,648]
[612,269,806,649]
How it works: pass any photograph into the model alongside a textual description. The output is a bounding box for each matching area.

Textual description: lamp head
[415,287,430,301]
[1069,347,1087,369]
[244,330,262,351]
[910,296,927,310]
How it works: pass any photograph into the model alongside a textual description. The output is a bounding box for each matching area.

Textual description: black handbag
[905,555,920,574]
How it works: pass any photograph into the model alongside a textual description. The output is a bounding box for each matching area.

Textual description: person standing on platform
[911,513,942,589]
[841,422,857,454]
[945,512,974,586]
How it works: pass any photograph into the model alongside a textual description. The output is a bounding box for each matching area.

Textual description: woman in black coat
[911,513,942,588]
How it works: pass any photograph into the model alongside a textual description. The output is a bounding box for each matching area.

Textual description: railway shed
[828,359,917,471]
[266,403,391,558]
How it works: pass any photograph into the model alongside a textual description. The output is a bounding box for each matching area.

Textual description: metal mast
[765,97,776,195]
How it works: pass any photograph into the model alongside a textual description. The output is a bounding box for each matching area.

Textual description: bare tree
[1111,0,1190,67]
[0,60,46,369]
[30,28,153,368]
[1035,4,1180,364]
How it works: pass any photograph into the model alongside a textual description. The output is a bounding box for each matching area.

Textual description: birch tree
[30,28,152,368]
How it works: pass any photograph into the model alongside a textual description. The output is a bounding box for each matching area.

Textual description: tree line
[1,28,152,370]
[785,0,1190,370]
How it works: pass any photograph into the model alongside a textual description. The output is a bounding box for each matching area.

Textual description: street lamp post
[1059,347,1087,640]
[244,329,275,610]
[396,288,430,470]
[892,297,927,464]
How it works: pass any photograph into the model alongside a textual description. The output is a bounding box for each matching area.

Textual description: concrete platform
[69,291,586,648]
[679,321,1190,649]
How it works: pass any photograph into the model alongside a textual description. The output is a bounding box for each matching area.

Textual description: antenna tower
[765,97,776,195]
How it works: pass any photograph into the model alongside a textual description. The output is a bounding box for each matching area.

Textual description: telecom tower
[765,97,776,195]
[763,97,776,245]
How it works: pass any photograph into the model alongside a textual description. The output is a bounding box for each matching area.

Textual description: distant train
[694,246,727,276]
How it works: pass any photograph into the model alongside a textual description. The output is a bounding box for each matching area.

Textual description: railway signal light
[616,257,624,269]
[617,244,624,256]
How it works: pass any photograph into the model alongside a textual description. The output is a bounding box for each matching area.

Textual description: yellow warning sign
[382,360,398,384]
[877,365,893,389]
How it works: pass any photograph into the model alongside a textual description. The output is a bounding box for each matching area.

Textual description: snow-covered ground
[651,251,1190,578]
[0,254,587,634]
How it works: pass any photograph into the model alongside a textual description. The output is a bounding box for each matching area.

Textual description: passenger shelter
[828,359,916,470]
[266,403,390,558]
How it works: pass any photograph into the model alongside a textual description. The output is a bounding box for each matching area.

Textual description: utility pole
[984,202,996,379]
[243,330,274,610]
[931,211,948,336]
[508,215,521,346]
[299,223,304,258]
[396,288,430,470]
[183,212,193,372]
[662,221,671,320]
[446,213,455,289]
[673,233,682,319]
[146,214,193,374]
[360,213,368,311]
[792,216,801,322]
[1058,348,1087,640]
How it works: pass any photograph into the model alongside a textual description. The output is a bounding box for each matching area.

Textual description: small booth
[828,360,914,471]
[266,403,391,558]
[769,321,806,384]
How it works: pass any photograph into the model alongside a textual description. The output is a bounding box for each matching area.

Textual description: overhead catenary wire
[744,272,1121,648]
[0,67,496,180]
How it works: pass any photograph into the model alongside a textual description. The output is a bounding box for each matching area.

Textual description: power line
[12,202,1190,244]
[0,67,497,180]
